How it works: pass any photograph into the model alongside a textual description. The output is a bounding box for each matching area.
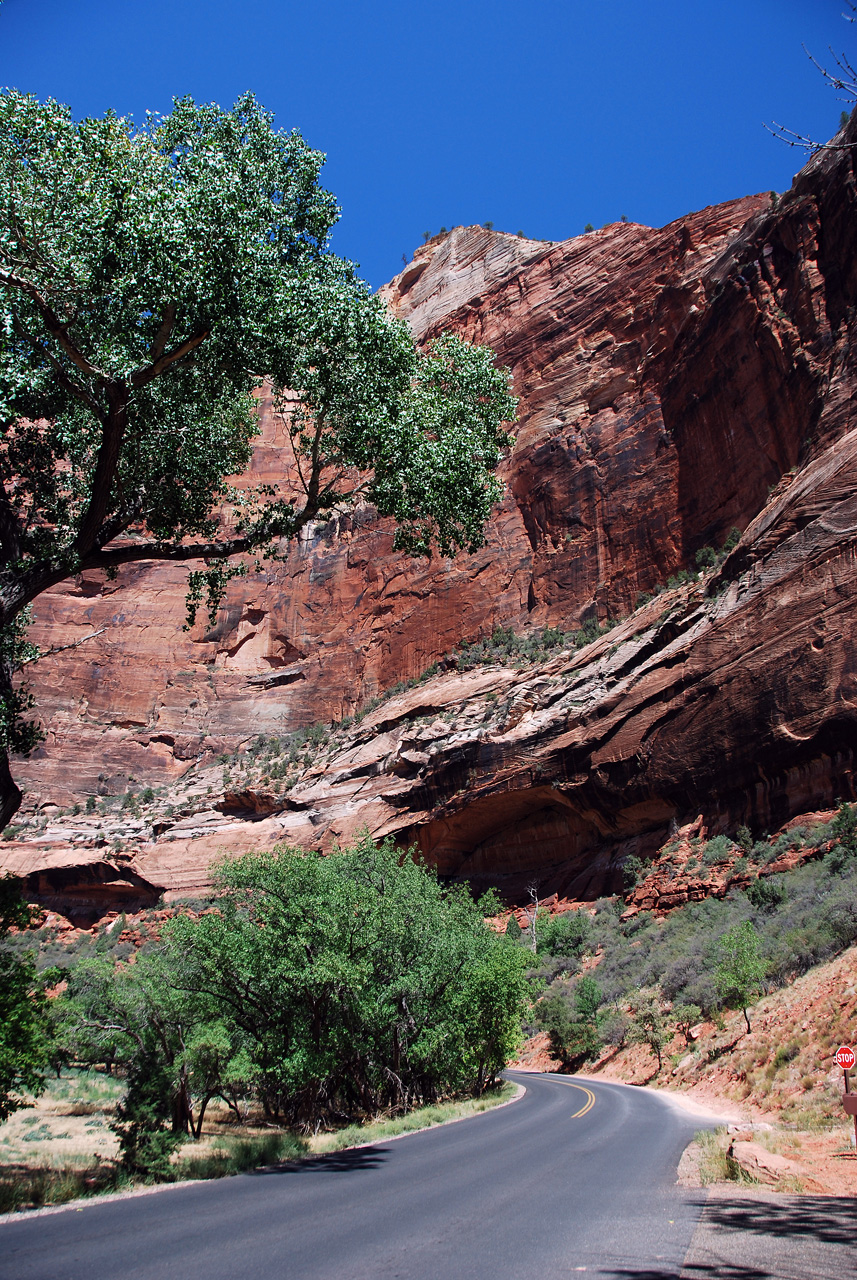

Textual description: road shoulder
[680,1187,857,1280]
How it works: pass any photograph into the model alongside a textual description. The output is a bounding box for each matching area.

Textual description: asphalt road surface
[0,1073,716,1280]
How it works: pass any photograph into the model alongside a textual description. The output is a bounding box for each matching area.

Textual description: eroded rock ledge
[2,117,856,919]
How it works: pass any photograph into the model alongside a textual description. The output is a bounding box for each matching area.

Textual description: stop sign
[835,1045,855,1070]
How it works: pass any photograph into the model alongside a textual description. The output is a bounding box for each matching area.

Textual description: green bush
[535,975,603,1067]
[702,835,734,866]
[537,910,590,958]
[736,825,753,853]
[163,836,530,1127]
[831,801,857,854]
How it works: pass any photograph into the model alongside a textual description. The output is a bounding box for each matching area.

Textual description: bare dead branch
[21,627,107,665]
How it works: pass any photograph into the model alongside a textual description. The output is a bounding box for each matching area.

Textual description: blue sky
[1,0,852,288]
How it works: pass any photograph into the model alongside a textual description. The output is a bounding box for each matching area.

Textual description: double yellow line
[559,1079,596,1118]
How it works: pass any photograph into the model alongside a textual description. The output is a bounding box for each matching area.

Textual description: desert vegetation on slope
[516,804,857,1074]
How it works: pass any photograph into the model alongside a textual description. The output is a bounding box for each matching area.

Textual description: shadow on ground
[678,1193,857,1280]
[251,1146,388,1176]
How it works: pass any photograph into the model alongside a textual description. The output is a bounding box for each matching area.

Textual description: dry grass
[0,1073,518,1213]
[307,1081,518,1155]
[693,1129,758,1187]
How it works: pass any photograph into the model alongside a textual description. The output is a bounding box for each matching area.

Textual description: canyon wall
[2,118,856,919]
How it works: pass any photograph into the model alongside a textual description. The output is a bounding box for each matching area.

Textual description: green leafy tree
[0,874,54,1120]
[831,800,857,855]
[536,909,590,958]
[0,91,516,826]
[671,1001,702,1046]
[714,920,766,1033]
[536,975,603,1067]
[628,986,670,1071]
[163,835,530,1127]
[56,951,240,1174]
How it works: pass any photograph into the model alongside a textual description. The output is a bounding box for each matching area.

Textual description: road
[0,1073,714,1280]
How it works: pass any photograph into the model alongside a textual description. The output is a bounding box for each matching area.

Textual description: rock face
[3,118,857,918]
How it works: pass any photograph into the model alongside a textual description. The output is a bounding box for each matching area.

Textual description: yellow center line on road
[556,1080,596,1118]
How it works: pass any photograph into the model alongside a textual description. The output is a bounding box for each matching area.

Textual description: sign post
[835,1046,857,1149]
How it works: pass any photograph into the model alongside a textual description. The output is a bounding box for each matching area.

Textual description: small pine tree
[505,913,522,940]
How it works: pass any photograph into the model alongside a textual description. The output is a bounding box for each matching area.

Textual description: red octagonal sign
[835,1045,855,1070]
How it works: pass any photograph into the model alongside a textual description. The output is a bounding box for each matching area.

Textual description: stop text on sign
[834,1045,855,1070]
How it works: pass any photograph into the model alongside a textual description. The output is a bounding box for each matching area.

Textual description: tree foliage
[0,90,516,822]
[714,920,766,1034]
[0,874,54,1121]
[535,974,603,1068]
[54,836,530,1162]
[162,836,529,1128]
[627,986,670,1070]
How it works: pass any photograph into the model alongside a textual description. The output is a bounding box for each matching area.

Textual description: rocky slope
[2,117,856,919]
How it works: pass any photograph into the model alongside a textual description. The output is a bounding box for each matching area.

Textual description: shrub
[746,877,786,910]
[736,825,753,853]
[535,976,603,1066]
[702,835,733,865]
[537,910,590,958]
[831,801,857,854]
[622,855,645,892]
[111,1052,185,1180]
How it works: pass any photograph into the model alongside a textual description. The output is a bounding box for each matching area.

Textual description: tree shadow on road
[603,1270,767,1279]
[699,1193,857,1246]
[250,1146,389,1177]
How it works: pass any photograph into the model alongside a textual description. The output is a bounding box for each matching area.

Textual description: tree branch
[763,120,857,152]
[130,327,210,389]
[20,628,107,666]
[147,304,177,363]
[11,315,105,422]
[0,267,109,383]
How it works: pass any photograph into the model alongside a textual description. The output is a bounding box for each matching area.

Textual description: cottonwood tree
[0,92,516,826]
[161,836,530,1129]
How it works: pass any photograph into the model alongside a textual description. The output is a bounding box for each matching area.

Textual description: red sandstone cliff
[2,116,856,919]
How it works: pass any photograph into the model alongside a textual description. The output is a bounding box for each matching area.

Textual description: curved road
[0,1073,713,1279]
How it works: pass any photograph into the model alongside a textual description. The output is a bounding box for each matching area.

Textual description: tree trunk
[0,745,21,831]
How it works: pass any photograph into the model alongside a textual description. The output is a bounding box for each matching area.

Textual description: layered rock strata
[2,118,856,917]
